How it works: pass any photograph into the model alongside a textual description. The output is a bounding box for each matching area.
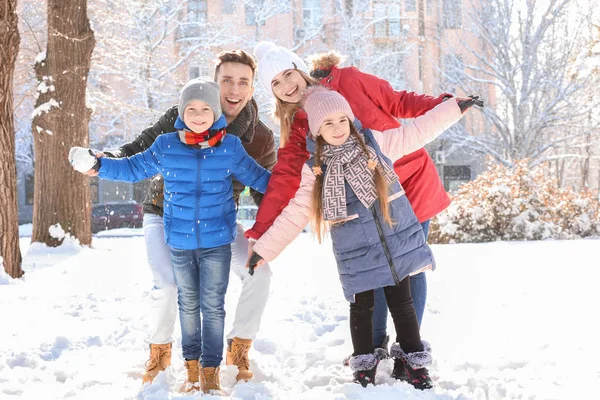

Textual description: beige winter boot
[226,337,254,381]
[142,343,172,384]
[200,366,224,395]
[181,359,201,393]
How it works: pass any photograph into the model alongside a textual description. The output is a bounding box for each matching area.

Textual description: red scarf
[179,128,227,147]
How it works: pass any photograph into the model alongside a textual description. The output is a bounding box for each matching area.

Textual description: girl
[69,77,270,394]
[245,41,480,371]
[248,87,467,389]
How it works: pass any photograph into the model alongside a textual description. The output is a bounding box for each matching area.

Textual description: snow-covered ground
[1,232,599,400]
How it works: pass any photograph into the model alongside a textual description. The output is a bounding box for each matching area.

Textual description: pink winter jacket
[253,99,463,262]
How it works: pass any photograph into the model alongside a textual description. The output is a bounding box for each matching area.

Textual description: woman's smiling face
[270,69,307,103]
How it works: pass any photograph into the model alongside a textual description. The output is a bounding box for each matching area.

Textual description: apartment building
[16,0,493,222]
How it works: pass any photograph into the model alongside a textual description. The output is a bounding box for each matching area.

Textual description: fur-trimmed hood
[308,51,345,72]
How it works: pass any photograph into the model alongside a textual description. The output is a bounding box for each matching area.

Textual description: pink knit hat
[303,87,355,137]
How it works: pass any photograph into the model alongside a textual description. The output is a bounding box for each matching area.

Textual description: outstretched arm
[252,163,316,262]
[373,99,464,163]
[342,67,452,118]
[96,138,163,183]
[244,110,310,240]
[231,138,272,194]
[81,106,179,176]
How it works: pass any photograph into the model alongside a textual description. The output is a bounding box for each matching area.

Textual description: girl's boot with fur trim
[390,341,434,390]
[349,353,378,387]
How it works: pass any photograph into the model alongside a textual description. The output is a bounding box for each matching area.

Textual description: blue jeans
[170,244,231,367]
[373,220,430,347]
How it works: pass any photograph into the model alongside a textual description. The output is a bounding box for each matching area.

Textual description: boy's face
[217,62,254,123]
[319,111,351,147]
[183,100,215,133]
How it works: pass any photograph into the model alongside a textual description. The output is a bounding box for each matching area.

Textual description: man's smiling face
[217,62,255,123]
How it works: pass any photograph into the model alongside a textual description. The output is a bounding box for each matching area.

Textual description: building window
[222,0,235,14]
[443,0,461,28]
[189,65,201,79]
[303,0,322,31]
[405,0,416,12]
[374,0,401,38]
[25,174,34,205]
[443,165,471,191]
[426,0,434,15]
[188,0,207,23]
[356,0,371,12]
[245,1,266,26]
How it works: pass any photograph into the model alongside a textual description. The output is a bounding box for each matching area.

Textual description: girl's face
[319,112,351,146]
[271,69,307,103]
[183,100,215,133]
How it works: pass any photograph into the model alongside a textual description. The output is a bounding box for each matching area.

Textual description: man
[84,50,276,385]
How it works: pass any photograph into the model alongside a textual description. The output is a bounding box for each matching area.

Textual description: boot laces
[231,343,251,370]
[186,362,199,382]
[158,346,171,370]
[145,346,161,370]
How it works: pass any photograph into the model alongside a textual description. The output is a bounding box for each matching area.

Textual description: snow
[31,98,60,119]
[35,50,47,64]
[1,234,599,399]
[49,223,66,241]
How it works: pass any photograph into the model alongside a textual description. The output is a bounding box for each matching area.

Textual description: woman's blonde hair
[310,123,393,243]
[273,70,318,147]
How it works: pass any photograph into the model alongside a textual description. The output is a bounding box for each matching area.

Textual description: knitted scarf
[174,115,227,148]
[319,133,398,221]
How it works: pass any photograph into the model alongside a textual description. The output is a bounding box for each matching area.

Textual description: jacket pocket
[330,215,365,253]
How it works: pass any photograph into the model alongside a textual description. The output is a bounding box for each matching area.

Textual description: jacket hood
[308,51,345,72]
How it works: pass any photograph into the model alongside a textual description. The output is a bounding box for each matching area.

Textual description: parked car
[91,202,143,233]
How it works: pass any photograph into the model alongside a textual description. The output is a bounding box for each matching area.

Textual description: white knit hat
[254,41,309,95]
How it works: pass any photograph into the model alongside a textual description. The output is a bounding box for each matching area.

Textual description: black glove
[457,95,484,113]
[89,149,101,172]
[248,251,263,276]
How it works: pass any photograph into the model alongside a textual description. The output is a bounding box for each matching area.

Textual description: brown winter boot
[200,366,224,395]
[142,343,172,384]
[226,337,253,381]
[180,359,201,393]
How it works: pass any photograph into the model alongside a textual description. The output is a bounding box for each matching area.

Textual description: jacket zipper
[196,152,201,248]
[371,208,401,286]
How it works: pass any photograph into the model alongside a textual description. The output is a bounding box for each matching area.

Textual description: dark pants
[350,276,423,356]
[372,219,430,347]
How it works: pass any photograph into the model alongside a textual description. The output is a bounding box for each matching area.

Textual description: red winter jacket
[245,63,451,240]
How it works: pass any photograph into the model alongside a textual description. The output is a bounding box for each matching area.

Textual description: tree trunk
[31,0,95,246]
[0,0,24,278]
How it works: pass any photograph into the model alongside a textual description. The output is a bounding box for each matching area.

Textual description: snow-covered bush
[429,160,600,243]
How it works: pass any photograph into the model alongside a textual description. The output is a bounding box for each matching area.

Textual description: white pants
[143,214,178,345]
[143,216,272,343]
[227,222,272,340]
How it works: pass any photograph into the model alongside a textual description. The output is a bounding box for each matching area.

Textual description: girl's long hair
[310,123,393,243]
[273,70,318,147]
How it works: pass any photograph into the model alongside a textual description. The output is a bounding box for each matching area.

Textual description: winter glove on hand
[457,95,484,113]
[248,251,264,276]
[69,147,100,173]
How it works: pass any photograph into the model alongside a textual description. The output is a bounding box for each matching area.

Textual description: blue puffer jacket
[308,125,435,302]
[98,116,271,250]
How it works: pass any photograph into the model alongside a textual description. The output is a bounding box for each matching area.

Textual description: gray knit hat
[179,77,222,121]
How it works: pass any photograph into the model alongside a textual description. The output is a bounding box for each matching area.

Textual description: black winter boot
[349,353,378,388]
[391,357,408,381]
[374,335,390,361]
[404,363,433,390]
[390,340,434,390]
